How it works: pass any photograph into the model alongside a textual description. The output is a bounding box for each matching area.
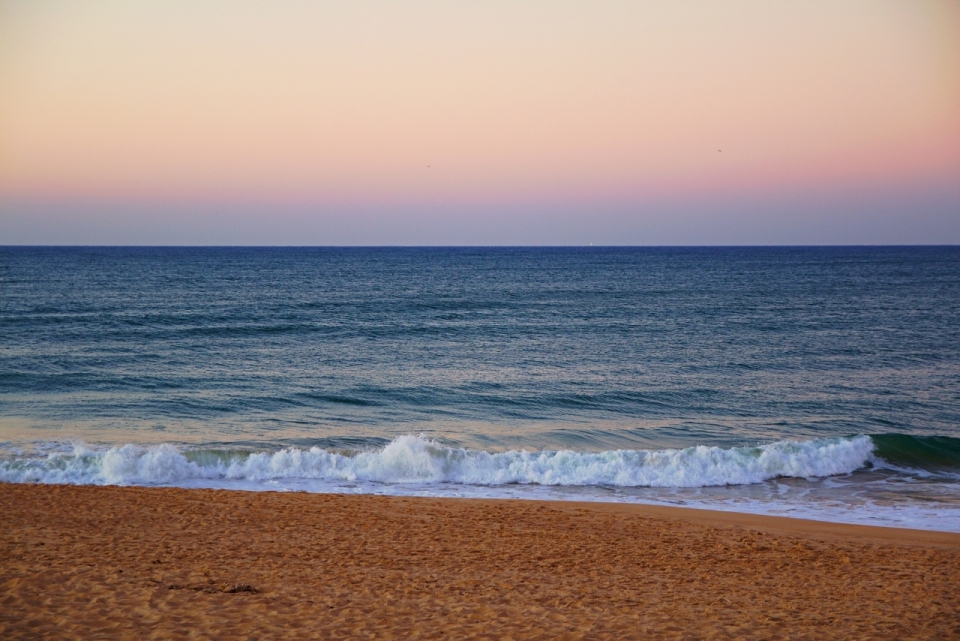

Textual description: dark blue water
[2,247,959,529]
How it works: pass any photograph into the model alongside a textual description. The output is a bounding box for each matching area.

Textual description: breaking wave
[0,434,877,488]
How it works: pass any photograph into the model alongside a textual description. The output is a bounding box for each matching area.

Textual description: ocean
[2,246,959,531]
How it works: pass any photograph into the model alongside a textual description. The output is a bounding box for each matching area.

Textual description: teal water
[2,247,959,529]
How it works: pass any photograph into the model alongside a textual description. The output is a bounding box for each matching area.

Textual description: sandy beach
[2,484,958,639]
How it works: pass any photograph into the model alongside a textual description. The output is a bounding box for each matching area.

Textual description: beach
[2,484,958,639]
[4,0,960,636]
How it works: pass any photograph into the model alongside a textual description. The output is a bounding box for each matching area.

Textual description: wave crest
[0,434,875,488]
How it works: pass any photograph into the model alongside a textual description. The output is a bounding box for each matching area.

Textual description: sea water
[2,247,959,531]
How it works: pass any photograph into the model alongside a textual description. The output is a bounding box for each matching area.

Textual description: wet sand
[2,484,958,639]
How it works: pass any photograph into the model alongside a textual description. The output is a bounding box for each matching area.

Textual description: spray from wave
[0,434,876,488]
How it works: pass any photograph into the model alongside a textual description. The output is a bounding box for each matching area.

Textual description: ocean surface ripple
[1,247,959,530]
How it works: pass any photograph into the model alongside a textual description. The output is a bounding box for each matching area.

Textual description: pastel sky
[1,0,959,245]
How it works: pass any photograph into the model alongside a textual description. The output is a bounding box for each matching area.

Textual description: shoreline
[4,432,959,534]
[4,476,959,535]
[3,483,959,638]
[9,479,960,541]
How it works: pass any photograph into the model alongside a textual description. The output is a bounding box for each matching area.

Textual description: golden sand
[2,484,958,639]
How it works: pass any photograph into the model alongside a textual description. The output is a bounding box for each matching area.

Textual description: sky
[1,0,958,245]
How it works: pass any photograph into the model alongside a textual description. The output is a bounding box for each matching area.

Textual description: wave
[0,434,878,488]
[870,434,960,472]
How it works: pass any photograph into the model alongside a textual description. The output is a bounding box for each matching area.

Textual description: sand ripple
[2,484,959,639]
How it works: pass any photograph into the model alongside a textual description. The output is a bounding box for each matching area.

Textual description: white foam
[6,435,960,531]
[0,434,874,488]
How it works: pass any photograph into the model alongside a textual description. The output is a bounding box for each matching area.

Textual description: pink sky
[1,0,958,244]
